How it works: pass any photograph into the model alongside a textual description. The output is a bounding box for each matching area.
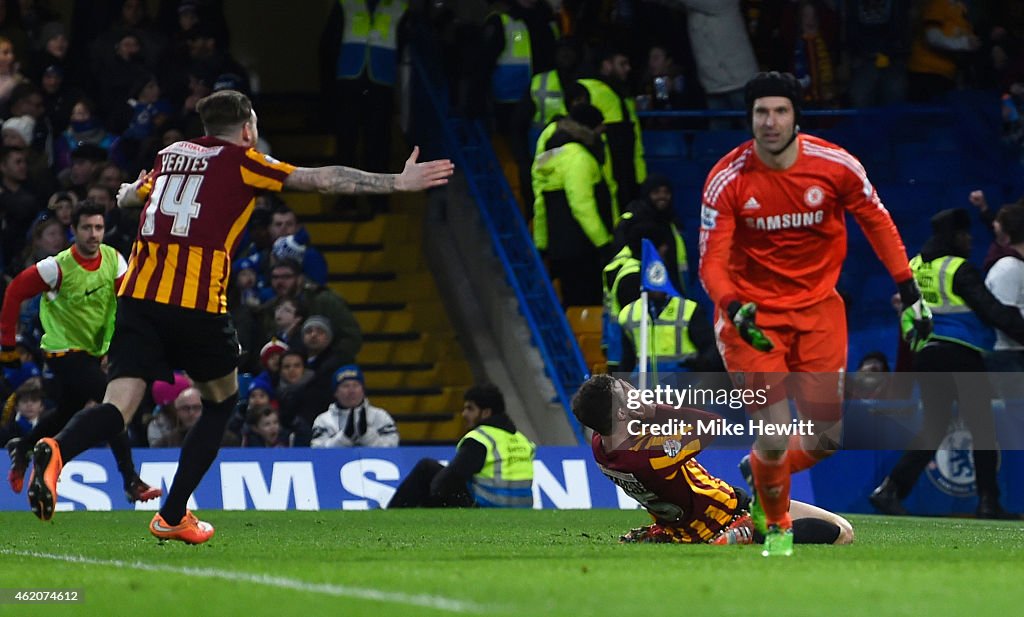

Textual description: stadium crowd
[0,0,394,453]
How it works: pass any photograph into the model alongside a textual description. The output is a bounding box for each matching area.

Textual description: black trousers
[889,342,999,497]
[549,253,604,308]
[26,352,137,481]
[387,459,475,508]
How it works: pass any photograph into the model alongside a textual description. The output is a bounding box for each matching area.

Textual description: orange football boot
[149,510,215,545]
[27,437,63,521]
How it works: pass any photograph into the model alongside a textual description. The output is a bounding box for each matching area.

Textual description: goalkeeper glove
[0,344,20,369]
[727,301,774,352]
[897,279,932,351]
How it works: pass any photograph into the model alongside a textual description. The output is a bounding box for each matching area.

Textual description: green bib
[40,245,119,356]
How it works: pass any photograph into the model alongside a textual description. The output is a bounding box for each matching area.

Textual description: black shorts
[44,351,107,414]
[107,297,240,384]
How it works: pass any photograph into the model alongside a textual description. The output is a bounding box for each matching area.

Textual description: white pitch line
[0,549,491,614]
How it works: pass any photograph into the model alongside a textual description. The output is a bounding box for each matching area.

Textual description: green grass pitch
[0,510,1021,616]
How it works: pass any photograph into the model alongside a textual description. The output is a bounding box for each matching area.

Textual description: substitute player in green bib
[1,201,160,503]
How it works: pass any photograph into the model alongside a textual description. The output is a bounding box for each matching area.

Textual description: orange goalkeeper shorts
[714,291,846,418]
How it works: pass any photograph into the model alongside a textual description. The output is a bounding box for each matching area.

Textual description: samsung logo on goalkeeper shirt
[746,209,825,231]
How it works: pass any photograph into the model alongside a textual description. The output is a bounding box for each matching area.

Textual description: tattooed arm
[285,166,397,194]
[283,146,454,194]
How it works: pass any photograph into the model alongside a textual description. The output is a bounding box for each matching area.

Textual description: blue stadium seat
[894,144,964,184]
[691,130,748,163]
[675,161,710,187]
[926,128,959,152]
[642,130,687,159]
[847,323,898,372]
[804,128,838,143]
[877,182,945,219]
[947,182,1006,209]
[646,161,707,193]
[828,123,892,165]
[890,123,931,143]
[862,160,898,185]
[645,159,680,184]
[673,184,703,225]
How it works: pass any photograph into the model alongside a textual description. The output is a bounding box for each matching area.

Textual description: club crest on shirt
[804,185,825,207]
[662,439,682,458]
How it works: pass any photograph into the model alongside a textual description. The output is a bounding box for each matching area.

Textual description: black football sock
[16,406,77,459]
[792,518,842,544]
[108,431,139,485]
[752,518,842,545]
[160,394,237,526]
[54,403,126,462]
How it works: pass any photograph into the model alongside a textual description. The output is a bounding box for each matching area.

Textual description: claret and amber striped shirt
[118,137,296,313]
[592,405,740,543]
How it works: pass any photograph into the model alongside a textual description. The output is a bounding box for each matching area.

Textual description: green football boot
[761,524,794,557]
[739,454,767,535]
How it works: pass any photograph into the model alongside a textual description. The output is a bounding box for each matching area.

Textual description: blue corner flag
[640,239,681,298]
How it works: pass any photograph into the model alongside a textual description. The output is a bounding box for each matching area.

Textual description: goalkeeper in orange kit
[698,72,929,556]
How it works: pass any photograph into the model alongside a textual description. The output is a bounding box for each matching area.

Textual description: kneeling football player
[573,375,853,546]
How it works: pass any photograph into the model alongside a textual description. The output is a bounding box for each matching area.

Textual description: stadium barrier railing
[404,28,587,441]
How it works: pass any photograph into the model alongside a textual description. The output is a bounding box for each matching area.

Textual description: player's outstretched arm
[117,169,151,209]
[284,146,454,195]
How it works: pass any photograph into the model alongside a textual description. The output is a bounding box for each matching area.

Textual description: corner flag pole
[638,290,649,391]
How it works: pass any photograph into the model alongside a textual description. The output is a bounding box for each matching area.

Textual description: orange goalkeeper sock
[750,450,792,529]
[786,434,825,473]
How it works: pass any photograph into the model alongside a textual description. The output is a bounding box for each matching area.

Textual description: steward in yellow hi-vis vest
[873,207,1024,519]
[491,12,532,103]
[320,0,408,192]
[614,231,717,377]
[618,295,699,374]
[602,245,636,368]
[535,96,620,219]
[527,38,581,135]
[532,103,615,306]
[388,385,536,508]
[482,1,559,105]
[605,224,690,369]
[333,0,407,86]
[531,69,564,128]
[578,49,646,208]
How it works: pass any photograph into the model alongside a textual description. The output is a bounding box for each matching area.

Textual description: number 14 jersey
[119,137,296,313]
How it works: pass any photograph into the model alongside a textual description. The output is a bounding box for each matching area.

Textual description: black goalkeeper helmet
[744,71,803,138]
